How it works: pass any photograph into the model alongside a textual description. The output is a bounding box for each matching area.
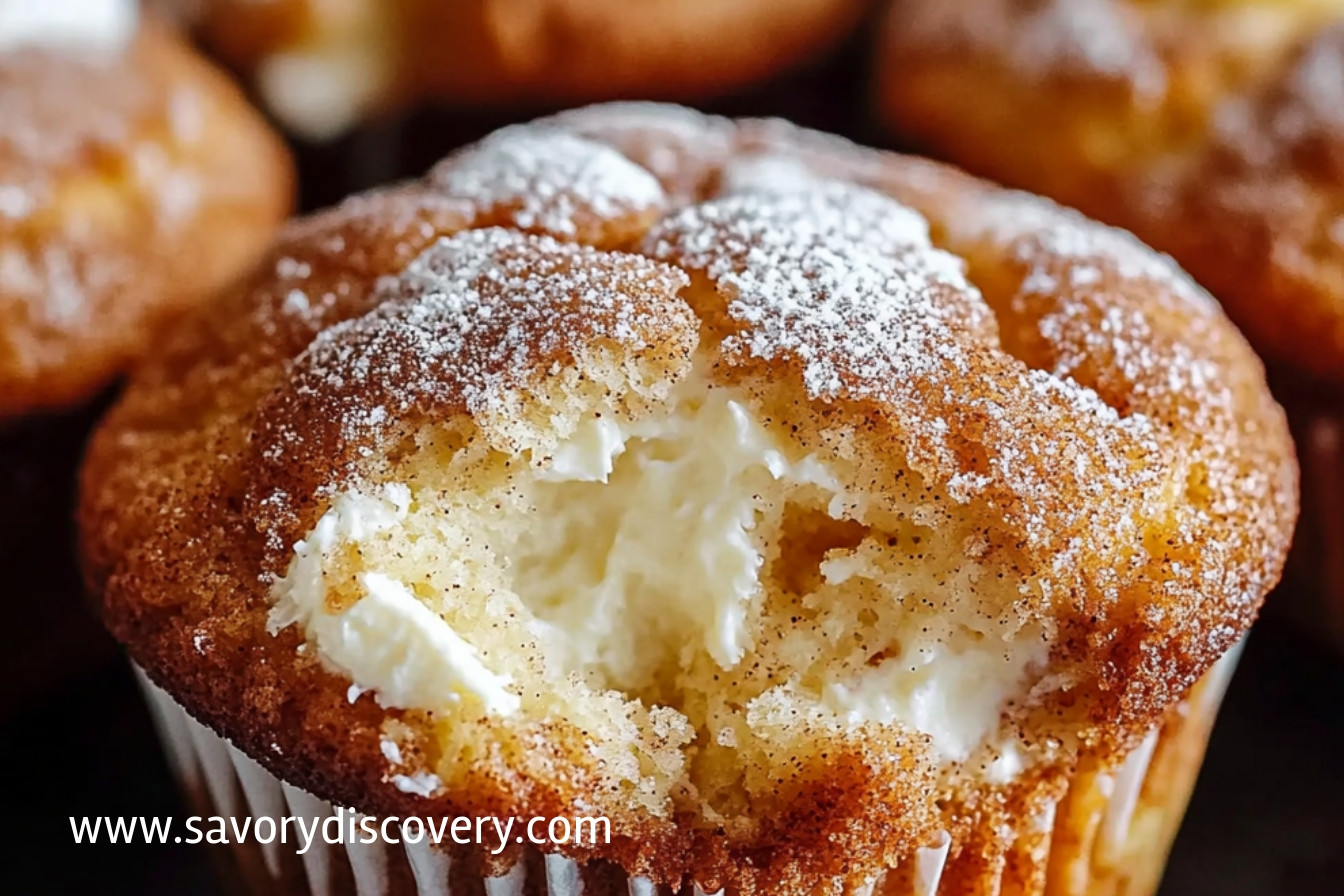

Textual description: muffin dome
[878,0,1344,382]
[81,104,1296,894]
[0,3,292,419]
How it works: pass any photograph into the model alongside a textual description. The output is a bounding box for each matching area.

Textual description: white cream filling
[818,634,1046,764]
[516,383,842,674]
[267,377,1046,778]
[268,485,520,716]
[0,0,137,53]
[813,552,1048,763]
[535,416,627,484]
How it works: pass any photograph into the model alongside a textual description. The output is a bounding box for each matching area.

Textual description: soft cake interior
[270,347,1055,822]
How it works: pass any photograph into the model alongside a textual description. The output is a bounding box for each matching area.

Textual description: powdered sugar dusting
[967,192,1218,313]
[647,181,984,398]
[0,20,271,416]
[263,227,692,469]
[888,0,1344,381]
[236,103,1277,596]
[541,102,737,198]
[718,153,833,196]
[429,127,665,238]
[0,52,148,226]
[547,101,729,148]
[961,191,1233,410]
[643,175,1178,574]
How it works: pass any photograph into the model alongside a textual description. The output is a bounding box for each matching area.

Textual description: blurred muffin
[82,104,1295,896]
[0,0,292,710]
[0,1,293,418]
[158,0,872,141]
[876,0,1344,649]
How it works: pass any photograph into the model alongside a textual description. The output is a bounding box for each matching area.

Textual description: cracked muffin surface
[81,103,1296,895]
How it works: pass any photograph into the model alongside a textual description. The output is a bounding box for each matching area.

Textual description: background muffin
[0,0,292,711]
[0,4,293,419]
[159,0,874,141]
[151,0,877,211]
[875,0,1344,649]
[81,104,1295,896]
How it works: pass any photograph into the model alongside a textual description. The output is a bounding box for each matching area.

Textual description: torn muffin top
[80,102,1296,895]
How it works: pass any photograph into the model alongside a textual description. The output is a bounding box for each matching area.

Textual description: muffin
[162,0,872,141]
[152,0,875,209]
[874,0,1344,648]
[81,103,1296,896]
[0,0,292,709]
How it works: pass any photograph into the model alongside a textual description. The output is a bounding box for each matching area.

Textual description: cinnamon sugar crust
[0,18,292,420]
[80,104,1296,894]
[878,0,1344,384]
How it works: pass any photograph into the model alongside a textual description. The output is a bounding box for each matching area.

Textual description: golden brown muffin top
[0,15,292,420]
[879,0,1344,384]
[81,103,1296,894]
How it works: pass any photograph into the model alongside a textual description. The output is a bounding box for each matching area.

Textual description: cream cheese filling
[267,484,521,717]
[267,373,1048,778]
[516,381,842,675]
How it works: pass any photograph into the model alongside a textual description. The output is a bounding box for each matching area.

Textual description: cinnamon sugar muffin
[1,0,291,713]
[81,103,1296,896]
[159,0,871,142]
[875,0,1344,650]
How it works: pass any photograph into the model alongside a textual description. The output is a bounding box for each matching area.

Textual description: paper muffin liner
[132,642,1241,896]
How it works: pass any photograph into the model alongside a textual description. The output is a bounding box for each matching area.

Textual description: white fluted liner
[187,711,245,821]
[545,853,585,896]
[485,862,526,896]
[403,839,452,896]
[626,875,662,896]
[134,666,594,896]
[282,784,335,896]
[1096,637,1242,864]
[133,641,1244,896]
[912,830,952,896]
[1096,728,1158,864]
[346,820,391,896]
[134,665,202,795]
[229,744,290,878]
[1197,638,1245,717]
